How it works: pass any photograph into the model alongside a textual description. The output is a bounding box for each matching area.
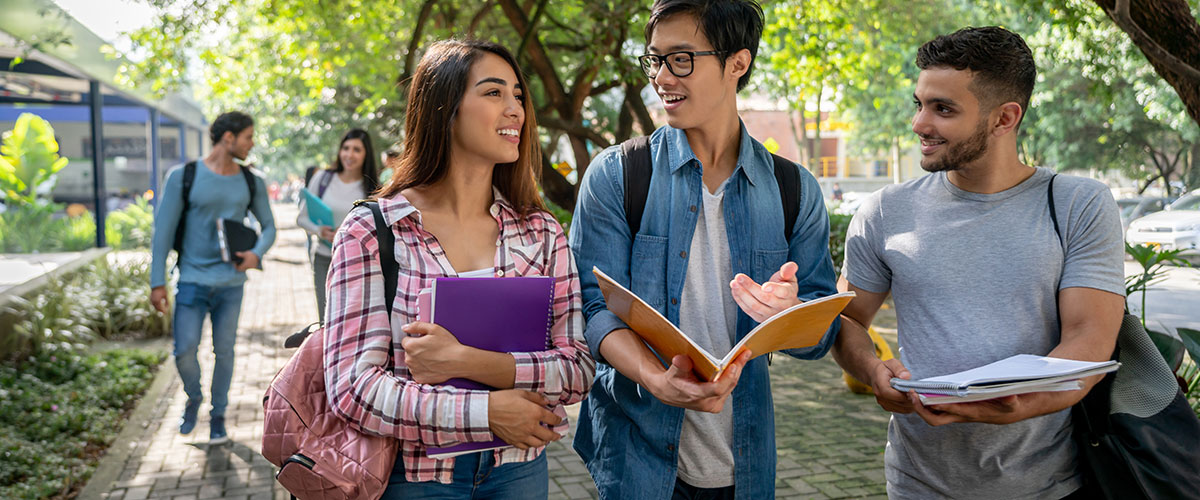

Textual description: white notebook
[891,354,1120,405]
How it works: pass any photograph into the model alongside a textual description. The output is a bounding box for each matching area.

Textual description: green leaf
[1148,329,1185,371]
[1179,328,1200,366]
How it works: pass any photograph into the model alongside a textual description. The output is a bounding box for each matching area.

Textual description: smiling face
[450,52,525,167]
[645,14,744,131]
[911,68,994,172]
[338,138,365,173]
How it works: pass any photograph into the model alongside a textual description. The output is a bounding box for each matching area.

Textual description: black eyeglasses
[637,51,723,79]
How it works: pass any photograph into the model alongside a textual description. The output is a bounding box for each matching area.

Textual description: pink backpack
[262,201,399,499]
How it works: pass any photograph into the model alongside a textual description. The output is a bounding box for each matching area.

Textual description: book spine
[545,278,554,349]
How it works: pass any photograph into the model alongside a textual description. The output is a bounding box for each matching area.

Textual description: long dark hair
[328,128,380,196]
[375,39,545,217]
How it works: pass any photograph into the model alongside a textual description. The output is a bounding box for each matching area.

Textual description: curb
[77,337,174,500]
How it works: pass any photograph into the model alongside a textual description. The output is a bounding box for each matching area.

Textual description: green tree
[120,0,657,209]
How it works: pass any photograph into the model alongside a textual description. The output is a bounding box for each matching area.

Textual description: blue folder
[302,188,334,246]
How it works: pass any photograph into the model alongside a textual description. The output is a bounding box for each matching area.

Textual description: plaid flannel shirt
[323,190,595,484]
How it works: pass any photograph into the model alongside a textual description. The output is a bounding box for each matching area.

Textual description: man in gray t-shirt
[833,27,1125,500]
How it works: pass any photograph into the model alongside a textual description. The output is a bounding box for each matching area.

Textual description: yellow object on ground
[843,327,895,394]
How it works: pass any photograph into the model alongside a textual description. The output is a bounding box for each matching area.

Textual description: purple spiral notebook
[416,276,555,459]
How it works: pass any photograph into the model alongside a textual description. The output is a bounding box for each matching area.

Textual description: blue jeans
[173,282,244,418]
[382,452,548,500]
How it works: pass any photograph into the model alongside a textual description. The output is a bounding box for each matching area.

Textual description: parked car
[1117,196,1170,232]
[1125,192,1200,254]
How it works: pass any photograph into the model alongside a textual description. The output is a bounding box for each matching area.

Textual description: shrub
[0,254,168,362]
[0,349,165,500]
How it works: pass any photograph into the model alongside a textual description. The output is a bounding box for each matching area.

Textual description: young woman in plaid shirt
[321,40,595,499]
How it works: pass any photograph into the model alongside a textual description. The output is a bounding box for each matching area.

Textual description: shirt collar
[662,121,771,187]
[378,186,512,227]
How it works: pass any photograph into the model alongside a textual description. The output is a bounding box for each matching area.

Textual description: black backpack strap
[316,169,335,198]
[1048,174,1062,246]
[173,161,198,255]
[240,165,257,213]
[357,200,398,315]
[621,136,653,237]
[622,137,802,243]
[771,153,801,242]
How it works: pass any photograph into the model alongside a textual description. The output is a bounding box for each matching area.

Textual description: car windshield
[1170,195,1200,211]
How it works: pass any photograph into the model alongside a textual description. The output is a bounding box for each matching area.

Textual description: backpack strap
[173,161,198,255]
[622,136,653,237]
[1048,174,1062,246]
[241,165,257,214]
[356,200,398,315]
[316,169,335,198]
[620,136,801,242]
[771,153,801,243]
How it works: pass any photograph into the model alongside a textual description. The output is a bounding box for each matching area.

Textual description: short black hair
[645,0,764,91]
[916,26,1036,127]
[209,111,254,145]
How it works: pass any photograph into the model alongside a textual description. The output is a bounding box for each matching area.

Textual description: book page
[593,268,721,379]
[717,292,855,370]
[894,354,1120,390]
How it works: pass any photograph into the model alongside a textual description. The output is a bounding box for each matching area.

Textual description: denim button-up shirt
[568,124,840,500]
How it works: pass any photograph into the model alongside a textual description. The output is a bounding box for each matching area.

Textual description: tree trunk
[626,83,656,136]
[787,104,806,166]
[541,153,576,210]
[1092,0,1200,127]
[813,85,824,176]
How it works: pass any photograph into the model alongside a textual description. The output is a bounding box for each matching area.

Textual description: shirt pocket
[630,234,668,310]
[507,241,547,276]
[752,248,790,285]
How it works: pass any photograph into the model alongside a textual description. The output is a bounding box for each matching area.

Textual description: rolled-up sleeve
[782,164,841,360]
[568,148,633,365]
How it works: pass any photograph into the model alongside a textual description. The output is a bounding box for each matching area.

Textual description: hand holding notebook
[410,276,560,459]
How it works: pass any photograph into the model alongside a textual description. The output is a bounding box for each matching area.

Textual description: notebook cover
[417,276,555,458]
[216,218,258,264]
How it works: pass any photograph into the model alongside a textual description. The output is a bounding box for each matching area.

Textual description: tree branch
[516,0,549,59]
[399,0,438,84]
[589,78,623,97]
[539,114,612,149]
[626,82,656,135]
[467,0,497,37]
[498,0,566,114]
[1106,0,1200,82]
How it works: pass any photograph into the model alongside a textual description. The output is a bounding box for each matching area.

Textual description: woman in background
[296,128,380,321]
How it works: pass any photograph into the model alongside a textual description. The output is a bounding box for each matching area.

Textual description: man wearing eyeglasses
[568,1,839,498]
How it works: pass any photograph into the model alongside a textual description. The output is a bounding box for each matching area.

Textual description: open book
[593,267,854,381]
[891,354,1120,405]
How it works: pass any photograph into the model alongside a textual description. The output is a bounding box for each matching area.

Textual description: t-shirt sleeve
[841,191,891,294]
[1059,182,1125,296]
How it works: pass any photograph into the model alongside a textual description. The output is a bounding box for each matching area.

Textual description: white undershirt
[456,267,493,278]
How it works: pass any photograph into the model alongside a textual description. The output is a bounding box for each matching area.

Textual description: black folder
[216,218,258,266]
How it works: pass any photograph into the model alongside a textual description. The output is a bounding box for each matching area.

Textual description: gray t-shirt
[676,183,738,488]
[842,167,1124,500]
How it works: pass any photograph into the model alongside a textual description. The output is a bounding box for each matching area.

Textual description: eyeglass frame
[637,50,724,79]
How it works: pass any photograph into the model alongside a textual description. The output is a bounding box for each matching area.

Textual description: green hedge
[0,349,166,499]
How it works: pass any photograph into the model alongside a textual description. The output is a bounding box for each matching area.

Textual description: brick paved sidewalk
[84,204,891,500]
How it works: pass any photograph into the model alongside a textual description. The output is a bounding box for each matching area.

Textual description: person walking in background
[149,111,277,444]
[322,39,594,499]
[296,128,381,321]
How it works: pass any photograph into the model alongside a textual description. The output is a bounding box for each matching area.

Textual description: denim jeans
[173,282,244,417]
[382,452,548,500]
